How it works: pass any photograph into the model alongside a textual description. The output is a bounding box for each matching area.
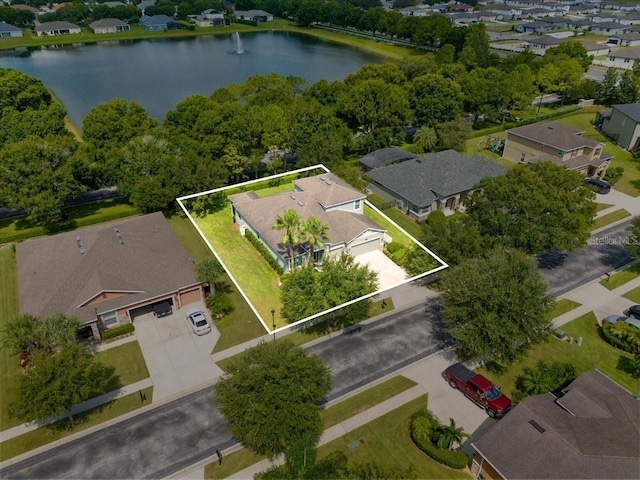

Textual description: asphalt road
[0,304,442,479]
[538,220,633,296]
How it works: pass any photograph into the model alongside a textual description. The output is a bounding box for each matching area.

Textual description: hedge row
[410,428,468,469]
[102,323,134,341]
[601,323,640,353]
[235,18,257,26]
[244,229,284,275]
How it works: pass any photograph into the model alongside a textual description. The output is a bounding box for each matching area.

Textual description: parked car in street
[442,363,512,418]
[584,178,610,194]
[186,310,211,335]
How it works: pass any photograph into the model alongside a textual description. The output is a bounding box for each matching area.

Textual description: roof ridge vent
[298,201,304,206]
[290,194,296,200]
[528,419,545,434]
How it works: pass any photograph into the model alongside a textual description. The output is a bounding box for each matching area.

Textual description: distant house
[365,150,507,220]
[524,35,562,50]
[580,41,610,56]
[189,8,225,27]
[516,20,554,33]
[52,2,72,12]
[607,32,640,46]
[449,3,474,13]
[89,18,130,34]
[140,14,180,31]
[229,173,385,271]
[234,9,273,22]
[471,371,640,480]
[591,21,627,35]
[35,21,81,36]
[137,0,156,13]
[603,47,640,69]
[16,212,204,341]
[503,121,612,178]
[598,103,640,151]
[0,22,23,37]
[103,1,126,7]
[10,4,39,15]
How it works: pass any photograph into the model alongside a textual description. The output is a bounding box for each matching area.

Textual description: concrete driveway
[134,301,223,402]
[353,250,408,291]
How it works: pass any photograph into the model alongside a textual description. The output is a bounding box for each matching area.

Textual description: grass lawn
[465,134,517,170]
[477,312,640,397]
[363,203,417,249]
[317,396,470,479]
[545,299,581,320]
[205,375,420,479]
[320,376,417,429]
[623,285,640,303]
[166,213,267,352]
[253,182,295,197]
[379,207,424,240]
[96,341,149,387]
[600,263,640,290]
[0,198,138,244]
[593,209,631,230]
[0,386,153,462]
[596,202,614,212]
[0,245,21,430]
[556,114,640,197]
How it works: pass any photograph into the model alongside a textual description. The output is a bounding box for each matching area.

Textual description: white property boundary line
[176,164,449,335]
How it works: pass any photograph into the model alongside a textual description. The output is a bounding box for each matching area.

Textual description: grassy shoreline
[0,19,414,59]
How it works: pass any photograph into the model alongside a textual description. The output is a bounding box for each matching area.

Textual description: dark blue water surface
[0,31,383,127]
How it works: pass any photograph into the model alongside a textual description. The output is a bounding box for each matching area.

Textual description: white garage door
[349,239,379,257]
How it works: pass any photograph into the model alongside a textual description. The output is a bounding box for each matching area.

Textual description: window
[557,149,563,156]
[625,57,631,63]
[594,147,602,157]
[571,149,578,157]
[354,199,361,210]
[102,311,118,327]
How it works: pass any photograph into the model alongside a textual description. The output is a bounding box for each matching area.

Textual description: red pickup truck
[442,363,512,418]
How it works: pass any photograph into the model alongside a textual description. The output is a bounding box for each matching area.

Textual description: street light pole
[271,309,276,342]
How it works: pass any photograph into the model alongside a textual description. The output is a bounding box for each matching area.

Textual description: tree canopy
[215,340,331,472]
[467,162,596,254]
[440,246,554,364]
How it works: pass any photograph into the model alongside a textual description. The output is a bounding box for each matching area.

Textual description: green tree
[467,162,596,254]
[10,344,117,426]
[626,216,640,259]
[544,41,592,72]
[440,246,554,364]
[39,313,80,353]
[435,118,472,152]
[436,44,456,65]
[82,99,158,148]
[433,417,469,450]
[595,68,620,105]
[215,340,331,473]
[0,314,42,357]
[504,64,538,111]
[305,217,330,266]
[273,209,305,272]
[420,214,483,266]
[459,67,508,122]
[410,74,464,127]
[413,126,438,152]
[195,258,224,292]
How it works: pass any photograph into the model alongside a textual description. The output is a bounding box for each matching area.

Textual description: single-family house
[229,173,386,272]
[190,8,225,26]
[568,3,599,15]
[603,47,640,68]
[103,1,126,8]
[617,12,640,25]
[140,14,180,30]
[471,371,640,480]
[493,8,522,20]
[580,40,610,55]
[503,121,612,178]
[541,15,572,28]
[0,22,23,37]
[202,9,225,23]
[624,24,640,33]
[598,103,640,150]
[35,21,81,36]
[524,35,562,50]
[16,212,204,341]
[588,12,621,23]
[10,4,39,15]
[449,3,474,13]
[516,20,554,33]
[234,9,273,22]
[478,11,500,22]
[448,12,482,24]
[567,18,597,30]
[522,7,557,19]
[591,21,627,34]
[137,0,156,13]
[398,6,431,17]
[365,150,507,220]
[89,18,130,34]
[607,32,640,46]
[359,147,420,171]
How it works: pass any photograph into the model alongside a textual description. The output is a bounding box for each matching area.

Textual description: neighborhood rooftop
[17,212,200,324]
[612,103,640,122]
[366,150,507,208]
[507,121,602,151]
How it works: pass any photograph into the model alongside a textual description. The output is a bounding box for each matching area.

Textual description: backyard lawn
[477,312,640,397]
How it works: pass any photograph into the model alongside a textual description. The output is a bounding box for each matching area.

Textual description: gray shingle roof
[89,18,129,28]
[141,14,177,26]
[472,371,640,479]
[0,22,21,32]
[359,148,419,170]
[17,212,200,324]
[35,21,80,31]
[366,150,507,208]
[609,47,640,59]
[507,121,602,150]
[229,174,381,259]
[613,103,640,121]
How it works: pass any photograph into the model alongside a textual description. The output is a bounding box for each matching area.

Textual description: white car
[186,310,211,336]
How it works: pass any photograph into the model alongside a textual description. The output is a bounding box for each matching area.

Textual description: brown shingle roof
[508,121,603,151]
[230,174,382,259]
[472,371,640,479]
[17,212,201,324]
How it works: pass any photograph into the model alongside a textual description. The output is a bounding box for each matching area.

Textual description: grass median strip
[593,209,631,230]
[545,299,581,321]
[0,386,153,462]
[600,264,640,290]
[205,375,419,479]
[623,285,640,303]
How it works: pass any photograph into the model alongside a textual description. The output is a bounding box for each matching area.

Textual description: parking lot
[134,301,223,401]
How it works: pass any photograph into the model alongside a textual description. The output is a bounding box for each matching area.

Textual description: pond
[0,31,383,127]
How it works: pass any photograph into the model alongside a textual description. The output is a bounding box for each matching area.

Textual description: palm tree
[434,418,469,450]
[413,126,438,153]
[518,365,550,396]
[273,209,305,272]
[305,217,330,266]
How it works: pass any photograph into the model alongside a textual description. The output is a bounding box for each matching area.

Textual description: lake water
[0,31,383,127]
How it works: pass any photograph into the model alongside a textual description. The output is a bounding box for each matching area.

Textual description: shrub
[409,410,468,470]
[206,292,235,317]
[386,241,403,254]
[602,322,640,353]
[391,248,406,264]
[244,229,284,275]
[101,323,134,342]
